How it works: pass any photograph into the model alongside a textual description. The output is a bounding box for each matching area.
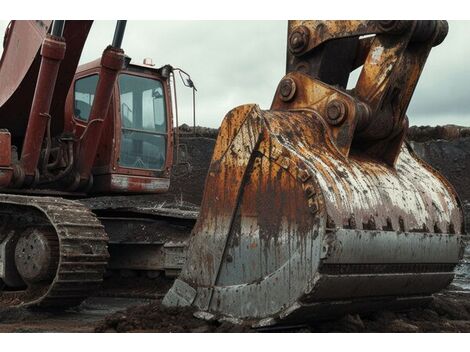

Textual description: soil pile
[407,125,470,142]
[95,302,252,333]
[176,124,219,139]
[168,135,216,205]
[95,291,470,333]
[409,133,470,206]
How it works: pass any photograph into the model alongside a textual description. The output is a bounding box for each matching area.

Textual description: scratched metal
[164,104,464,325]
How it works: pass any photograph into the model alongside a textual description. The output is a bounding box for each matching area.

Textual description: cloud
[0,20,468,127]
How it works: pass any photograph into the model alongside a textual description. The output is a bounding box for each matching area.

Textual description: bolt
[279,78,296,102]
[432,20,448,46]
[378,20,396,31]
[326,99,348,125]
[288,26,309,54]
[377,20,410,34]
[290,32,304,49]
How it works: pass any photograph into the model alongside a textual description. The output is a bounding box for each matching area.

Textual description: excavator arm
[0,20,126,189]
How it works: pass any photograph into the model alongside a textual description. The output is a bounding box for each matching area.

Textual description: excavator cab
[0,20,200,308]
[65,59,175,194]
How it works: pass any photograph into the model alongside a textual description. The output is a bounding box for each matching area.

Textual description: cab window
[118,74,167,171]
[74,75,99,121]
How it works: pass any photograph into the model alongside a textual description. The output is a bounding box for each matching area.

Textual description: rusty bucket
[164,20,464,326]
[163,104,463,326]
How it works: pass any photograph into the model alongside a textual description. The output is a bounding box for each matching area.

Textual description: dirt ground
[0,287,467,333]
[306,290,470,333]
[0,297,152,333]
[91,289,470,333]
[0,124,469,333]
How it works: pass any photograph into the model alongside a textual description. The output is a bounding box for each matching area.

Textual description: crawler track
[0,194,109,308]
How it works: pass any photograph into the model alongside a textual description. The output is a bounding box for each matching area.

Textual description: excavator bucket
[164,20,464,326]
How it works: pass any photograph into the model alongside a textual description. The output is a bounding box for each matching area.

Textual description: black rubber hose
[51,20,65,37]
[112,20,127,49]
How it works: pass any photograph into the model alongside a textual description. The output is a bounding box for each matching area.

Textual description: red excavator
[0,20,464,327]
[0,20,204,307]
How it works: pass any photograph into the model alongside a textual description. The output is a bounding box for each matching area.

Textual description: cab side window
[74,75,99,121]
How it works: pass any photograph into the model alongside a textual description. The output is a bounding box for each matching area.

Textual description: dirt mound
[95,302,252,333]
[176,124,219,139]
[95,291,470,333]
[407,125,470,142]
[168,135,216,205]
[410,136,470,232]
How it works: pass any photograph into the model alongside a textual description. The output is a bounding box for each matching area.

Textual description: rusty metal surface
[284,20,448,166]
[19,34,66,180]
[0,131,12,187]
[0,20,180,196]
[82,195,199,220]
[165,104,463,324]
[92,174,170,194]
[75,46,125,186]
[64,62,176,195]
[0,21,92,138]
[164,21,462,325]
[0,21,52,108]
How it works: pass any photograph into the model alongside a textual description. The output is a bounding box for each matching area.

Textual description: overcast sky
[0,20,468,127]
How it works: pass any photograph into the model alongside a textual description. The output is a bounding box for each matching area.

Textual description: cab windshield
[118,74,167,171]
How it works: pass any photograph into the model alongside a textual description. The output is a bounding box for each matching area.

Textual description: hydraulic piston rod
[74,20,127,188]
[18,20,66,185]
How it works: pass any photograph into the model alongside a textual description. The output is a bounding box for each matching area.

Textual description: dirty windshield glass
[74,74,99,121]
[118,74,167,170]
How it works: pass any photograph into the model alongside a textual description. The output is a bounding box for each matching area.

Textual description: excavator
[0,20,204,307]
[0,20,464,327]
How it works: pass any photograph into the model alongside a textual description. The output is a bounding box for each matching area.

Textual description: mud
[95,301,252,333]
[93,290,470,333]
[306,291,470,333]
[0,290,468,332]
[1,124,469,333]
[0,297,152,332]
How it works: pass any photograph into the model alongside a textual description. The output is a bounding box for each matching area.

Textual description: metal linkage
[277,20,448,166]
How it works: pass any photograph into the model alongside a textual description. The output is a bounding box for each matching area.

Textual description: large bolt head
[326,99,348,125]
[279,78,296,102]
[433,20,449,46]
[377,20,410,34]
[288,26,310,55]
